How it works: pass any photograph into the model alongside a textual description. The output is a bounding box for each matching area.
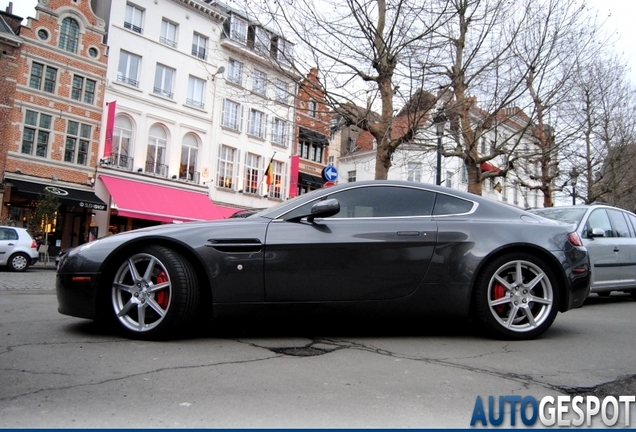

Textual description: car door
[582,209,620,290]
[0,227,19,265]
[607,209,636,288]
[263,185,438,302]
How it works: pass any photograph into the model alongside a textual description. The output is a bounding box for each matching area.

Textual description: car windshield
[530,208,587,225]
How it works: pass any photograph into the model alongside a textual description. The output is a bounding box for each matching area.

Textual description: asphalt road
[1,266,635,428]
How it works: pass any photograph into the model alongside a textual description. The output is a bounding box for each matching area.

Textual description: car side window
[0,228,18,241]
[607,209,631,237]
[433,194,474,216]
[584,209,614,238]
[627,214,636,237]
[283,186,436,219]
[331,186,436,218]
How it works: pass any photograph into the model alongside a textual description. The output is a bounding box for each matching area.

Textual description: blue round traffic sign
[322,165,338,182]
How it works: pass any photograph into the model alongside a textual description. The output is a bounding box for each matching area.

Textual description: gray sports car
[56,181,591,340]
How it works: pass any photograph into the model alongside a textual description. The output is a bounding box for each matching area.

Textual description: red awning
[100,175,237,223]
[480,162,500,173]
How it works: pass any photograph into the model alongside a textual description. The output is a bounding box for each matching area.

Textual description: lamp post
[432,109,447,185]
[570,167,579,205]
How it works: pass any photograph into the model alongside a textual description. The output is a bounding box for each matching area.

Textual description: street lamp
[570,167,579,205]
[432,109,447,185]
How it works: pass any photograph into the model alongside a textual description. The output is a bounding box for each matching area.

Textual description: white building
[92,0,296,234]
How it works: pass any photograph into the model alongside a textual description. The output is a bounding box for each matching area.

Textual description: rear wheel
[108,245,199,340]
[474,253,560,340]
[8,253,30,272]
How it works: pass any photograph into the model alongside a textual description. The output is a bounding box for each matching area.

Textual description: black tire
[8,253,30,272]
[107,245,199,340]
[474,253,560,340]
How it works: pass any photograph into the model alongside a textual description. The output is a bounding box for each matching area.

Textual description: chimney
[7,2,13,14]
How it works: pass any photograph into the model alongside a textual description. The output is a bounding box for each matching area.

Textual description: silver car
[0,226,39,272]
[530,204,636,299]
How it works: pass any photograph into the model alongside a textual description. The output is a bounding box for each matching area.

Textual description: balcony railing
[101,153,134,170]
[191,46,206,59]
[180,170,200,184]
[153,87,173,99]
[145,161,169,178]
[186,98,204,109]
[159,36,177,48]
[117,74,139,87]
[124,21,142,34]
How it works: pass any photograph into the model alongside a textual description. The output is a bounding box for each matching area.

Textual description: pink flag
[104,101,116,157]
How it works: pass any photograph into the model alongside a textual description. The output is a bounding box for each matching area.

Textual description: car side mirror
[308,199,340,222]
[589,227,606,238]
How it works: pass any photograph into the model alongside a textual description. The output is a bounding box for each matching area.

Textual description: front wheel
[107,245,199,340]
[474,253,560,340]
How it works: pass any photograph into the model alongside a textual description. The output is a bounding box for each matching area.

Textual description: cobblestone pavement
[0,264,56,291]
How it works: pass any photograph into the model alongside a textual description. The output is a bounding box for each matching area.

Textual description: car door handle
[397,231,420,237]
[614,247,620,252]
[8,243,15,246]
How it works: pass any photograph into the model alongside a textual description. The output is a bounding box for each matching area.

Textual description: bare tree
[510,0,604,207]
[248,0,449,179]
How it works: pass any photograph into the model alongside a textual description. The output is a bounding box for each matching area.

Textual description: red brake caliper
[493,283,506,313]
[155,270,170,309]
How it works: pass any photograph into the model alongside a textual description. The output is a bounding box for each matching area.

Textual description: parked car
[0,226,39,271]
[56,181,590,341]
[530,203,636,299]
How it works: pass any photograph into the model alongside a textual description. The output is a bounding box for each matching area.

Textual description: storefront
[3,176,107,257]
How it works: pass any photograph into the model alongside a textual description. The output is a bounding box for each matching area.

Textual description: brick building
[293,68,330,196]
[0,0,108,256]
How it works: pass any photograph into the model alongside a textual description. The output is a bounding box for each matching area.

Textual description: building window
[229,15,248,44]
[146,125,168,176]
[299,140,322,162]
[112,116,133,169]
[217,145,236,189]
[308,100,317,117]
[445,171,453,188]
[348,170,356,183]
[71,75,96,104]
[29,62,57,93]
[64,121,91,165]
[222,100,241,131]
[117,51,141,87]
[160,19,177,47]
[186,76,205,108]
[272,118,286,146]
[22,110,51,157]
[271,36,292,65]
[227,59,243,86]
[253,26,270,54]
[275,79,288,103]
[253,70,266,95]
[248,109,265,138]
[59,17,79,53]
[124,3,144,33]
[501,179,508,201]
[268,160,284,199]
[192,33,207,59]
[513,182,519,205]
[153,64,175,98]
[461,164,468,183]
[180,134,199,182]
[407,162,421,182]
[244,153,261,194]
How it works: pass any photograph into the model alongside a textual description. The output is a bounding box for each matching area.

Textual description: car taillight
[31,240,38,249]
[567,232,584,247]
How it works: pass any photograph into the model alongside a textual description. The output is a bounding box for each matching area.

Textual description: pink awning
[100,175,237,223]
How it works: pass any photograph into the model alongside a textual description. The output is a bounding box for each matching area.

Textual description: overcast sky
[2,0,636,82]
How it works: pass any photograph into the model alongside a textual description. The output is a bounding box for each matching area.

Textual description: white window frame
[117,51,141,87]
[230,15,248,44]
[192,33,207,59]
[154,64,175,98]
[160,19,177,47]
[186,76,205,108]
[222,99,241,131]
[253,70,266,95]
[228,59,243,86]
[272,118,286,146]
[124,3,144,33]
[248,109,265,138]
[217,145,236,189]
